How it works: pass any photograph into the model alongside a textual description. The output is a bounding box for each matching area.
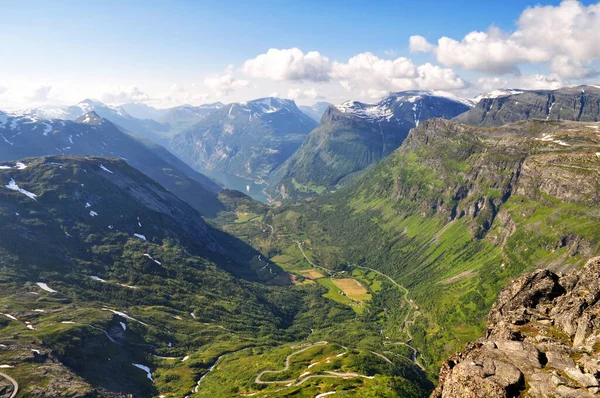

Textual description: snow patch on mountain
[5,178,37,200]
[36,282,57,293]
[473,89,524,103]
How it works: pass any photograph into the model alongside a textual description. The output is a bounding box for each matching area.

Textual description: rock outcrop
[432,257,600,397]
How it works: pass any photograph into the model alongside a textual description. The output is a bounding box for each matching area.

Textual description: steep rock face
[457,86,600,126]
[267,91,472,201]
[384,118,600,237]
[432,256,600,398]
[169,98,316,184]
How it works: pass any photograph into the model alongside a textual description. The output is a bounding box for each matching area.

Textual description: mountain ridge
[0,110,224,217]
[457,85,600,126]
[266,91,472,201]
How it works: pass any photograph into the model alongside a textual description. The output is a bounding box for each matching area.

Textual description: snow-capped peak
[77,99,129,117]
[250,97,296,113]
[334,90,472,122]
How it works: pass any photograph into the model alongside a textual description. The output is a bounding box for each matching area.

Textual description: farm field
[332,278,371,302]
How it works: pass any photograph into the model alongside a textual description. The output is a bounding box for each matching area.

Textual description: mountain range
[3,84,600,397]
[0,110,223,217]
[168,97,317,197]
[23,99,172,144]
[121,102,227,138]
[266,91,472,201]
[298,101,331,122]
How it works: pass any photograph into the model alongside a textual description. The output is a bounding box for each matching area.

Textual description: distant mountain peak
[78,98,106,106]
[75,111,103,125]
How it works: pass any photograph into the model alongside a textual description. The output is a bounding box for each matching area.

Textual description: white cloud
[415,63,466,90]
[330,52,465,97]
[204,74,249,97]
[287,88,323,100]
[242,48,331,82]
[416,1,600,78]
[29,86,52,102]
[476,74,563,92]
[0,87,6,95]
[102,86,150,104]
[409,36,434,53]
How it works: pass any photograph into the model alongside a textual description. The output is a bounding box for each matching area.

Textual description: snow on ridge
[42,123,52,136]
[99,164,113,173]
[334,100,393,121]
[5,178,37,200]
[102,308,148,326]
[473,89,524,103]
[0,162,26,170]
[143,253,162,265]
[132,363,154,382]
[36,282,57,293]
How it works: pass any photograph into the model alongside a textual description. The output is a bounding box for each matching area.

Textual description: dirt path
[0,372,18,398]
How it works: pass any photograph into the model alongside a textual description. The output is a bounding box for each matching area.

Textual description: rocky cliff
[456,86,600,126]
[432,256,600,397]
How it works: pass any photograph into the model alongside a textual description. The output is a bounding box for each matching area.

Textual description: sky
[0,0,599,110]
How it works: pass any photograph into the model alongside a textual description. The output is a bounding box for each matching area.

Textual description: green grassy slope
[0,156,429,397]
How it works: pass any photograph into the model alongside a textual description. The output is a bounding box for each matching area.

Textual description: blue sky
[1,0,599,108]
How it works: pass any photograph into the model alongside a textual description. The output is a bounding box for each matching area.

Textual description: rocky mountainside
[169,97,317,197]
[266,91,472,201]
[23,99,170,143]
[298,101,332,122]
[432,256,600,398]
[457,85,600,126]
[0,110,223,216]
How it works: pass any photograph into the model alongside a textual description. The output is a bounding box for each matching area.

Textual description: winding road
[294,241,332,276]
[255,341,328,384]
[0,372,18,398]
[255,341,378,388]
[259,221,427,372]
[353,265,426,371]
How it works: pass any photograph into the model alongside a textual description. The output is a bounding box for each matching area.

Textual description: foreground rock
[432,257,600,397]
